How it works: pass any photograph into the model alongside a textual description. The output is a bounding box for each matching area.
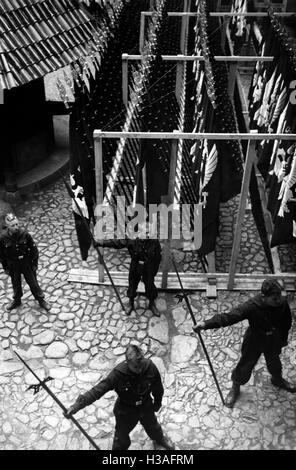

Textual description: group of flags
[60,0,151,259]
[190,0,244,256]
[249,7,296,248]
[64,0,296,265]
[229,0,248,55]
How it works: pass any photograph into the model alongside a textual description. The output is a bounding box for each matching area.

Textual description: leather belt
[121,398,145,407]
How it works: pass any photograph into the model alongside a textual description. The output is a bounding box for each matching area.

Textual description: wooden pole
[94,133,104,282]
[94,130,296,140]
[141,11,295,17]
[139,11,145,54]
[123,54,274,62]
[228,130,258,289]
[228,62,238,102]
[180,0,189,53]
[175,57,184,104]
[175,0,190,102]
[161,131,179,289]
[122,53,128,107]
[220,15,228,52]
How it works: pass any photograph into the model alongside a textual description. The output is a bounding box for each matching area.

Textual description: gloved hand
[64,404,79,419]
[192,321,206,333]
[153,401,162,412]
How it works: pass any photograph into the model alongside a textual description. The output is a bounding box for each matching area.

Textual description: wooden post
[180,0,189,54]
[228,130,258,289]
[228,62,238,103]
[220,15,228,53]
[175,0,190,103]
[122,53,128,107]
[175,58,183,104]
[94,132,104,282]
[206,252,217,298]
[161,131,179,289]
[121,54,274,62]
[139,11,145,54]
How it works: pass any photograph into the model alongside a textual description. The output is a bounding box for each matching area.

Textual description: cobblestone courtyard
[1,176,296,451]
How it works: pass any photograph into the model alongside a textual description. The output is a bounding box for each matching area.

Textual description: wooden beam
[161,132,179,288]
[236,71,281,278]
[139,11,145,54]
[226,23,237,102]
[94,133,104,282]
[141,11,295,17]
[123,54,274,62]
[175,59,184,104]
[206,252,217,298]
[122,53,128,107]
[228,131,258,289]
[68,269,296,291]
[94,130,296,140]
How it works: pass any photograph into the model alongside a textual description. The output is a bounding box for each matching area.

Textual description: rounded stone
[0,328,12,338]
[170,335,198,363]
[44,416,59,428]
[72,352,90,365]
[148,317,169,344]
[59,312,75,321]
[3,422,12,434]
[33,330,55,345]
[172,306,187,327]
[22,345,44,359]
[75,371,101,383]
[45,342,69,359]
[89,353,110,371]
[49,367,71,379]
[77,339,91,350]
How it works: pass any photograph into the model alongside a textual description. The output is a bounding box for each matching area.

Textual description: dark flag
[69,78,94,260]
[229,0,248,55]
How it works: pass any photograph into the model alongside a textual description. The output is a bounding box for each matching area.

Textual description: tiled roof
[0,0,100,91]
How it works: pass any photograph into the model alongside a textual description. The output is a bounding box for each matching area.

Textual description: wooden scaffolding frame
[69,6,296,295]
[68,130,296,295]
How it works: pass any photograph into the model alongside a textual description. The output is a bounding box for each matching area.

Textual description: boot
[6,299,21,311]
[225,381,241,408]
[271,376,296,393]
[148,300,160,317]
[126,299,134,316]
[154,436,175,450]
[38,299,50,311]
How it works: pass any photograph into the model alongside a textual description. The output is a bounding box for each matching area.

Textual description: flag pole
[171,254,225,406]
[62,176,127,313]
[13,350,100,450]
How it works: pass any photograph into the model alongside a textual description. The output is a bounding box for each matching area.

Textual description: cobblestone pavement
[1,176,296,451]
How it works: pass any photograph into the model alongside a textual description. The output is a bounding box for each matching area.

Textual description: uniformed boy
[64,344,174,450]
[0,213,50,311]
[193,279,296,407]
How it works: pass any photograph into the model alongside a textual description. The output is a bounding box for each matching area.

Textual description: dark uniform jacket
[74,358,164,410]
[204,294,292,346]
[98,238,161,270]
[0,229,39,272]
